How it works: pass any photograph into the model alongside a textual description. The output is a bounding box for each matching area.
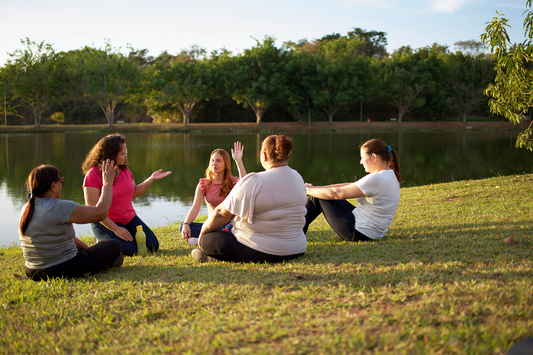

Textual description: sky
[0,0,530,65]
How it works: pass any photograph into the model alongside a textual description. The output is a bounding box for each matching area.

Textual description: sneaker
[187,237,199,246]
[191,248,217,263]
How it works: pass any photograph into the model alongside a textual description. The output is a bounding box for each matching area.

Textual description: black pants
[200,230,305,263]
[25,240,122,281]
[304,196,372,242]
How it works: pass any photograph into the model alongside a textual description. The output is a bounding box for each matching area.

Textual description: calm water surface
[1,130,531,246]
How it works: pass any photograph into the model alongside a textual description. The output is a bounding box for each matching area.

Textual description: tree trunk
[34,112,41,128]
[250,102,268,125]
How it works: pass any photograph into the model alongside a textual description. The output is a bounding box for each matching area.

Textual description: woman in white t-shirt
[304,138,402,241]
[192,135,307,263]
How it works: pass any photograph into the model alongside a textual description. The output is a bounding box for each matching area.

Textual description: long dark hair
[82,134,127,174]
[19,165,62,236]
[361,138,403,183]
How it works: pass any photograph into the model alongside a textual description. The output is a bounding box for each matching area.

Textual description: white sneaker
[187,238,199,246]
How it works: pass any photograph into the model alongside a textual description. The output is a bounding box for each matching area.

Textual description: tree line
[0,30,497,127]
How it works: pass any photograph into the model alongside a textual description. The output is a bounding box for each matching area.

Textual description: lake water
[1,130,531,247]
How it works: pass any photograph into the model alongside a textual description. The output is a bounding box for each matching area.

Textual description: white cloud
[431,0,469,13]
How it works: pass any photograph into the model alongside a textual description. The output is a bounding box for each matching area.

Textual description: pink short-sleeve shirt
[83,166,136,225]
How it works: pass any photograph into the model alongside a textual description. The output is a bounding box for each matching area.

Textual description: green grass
[1,174,532,354]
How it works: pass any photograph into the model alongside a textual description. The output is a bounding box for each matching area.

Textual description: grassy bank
[0,120,525,134]
[1,174,532,354]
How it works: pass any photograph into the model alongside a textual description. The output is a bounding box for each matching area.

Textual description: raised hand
[231,141,244,163]
[150,169,172,181]
[101,159,118,185]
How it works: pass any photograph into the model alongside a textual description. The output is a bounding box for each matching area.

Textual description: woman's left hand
[150,169,172,181]
[231,141,244,162]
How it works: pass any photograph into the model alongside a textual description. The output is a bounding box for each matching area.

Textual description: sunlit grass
[1,174,532,354]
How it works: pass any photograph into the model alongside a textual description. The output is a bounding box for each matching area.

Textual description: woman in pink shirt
[82,134,171,256]
[180,142,246,246]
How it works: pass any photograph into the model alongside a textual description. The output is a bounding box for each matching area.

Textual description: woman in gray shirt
[19,160,122,281]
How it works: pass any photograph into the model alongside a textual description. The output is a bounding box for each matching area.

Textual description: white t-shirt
[353,169,400,240]
[223,166,307,256]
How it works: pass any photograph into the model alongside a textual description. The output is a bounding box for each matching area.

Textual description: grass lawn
[1,174,532,354]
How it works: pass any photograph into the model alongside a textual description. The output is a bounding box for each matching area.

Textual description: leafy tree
[441,52,495,123]
[286,51,318,127]
[311,39,373,123]
[149,56,218,126]
[347,27,388,59]
[223,37,288,124]
[374,47,434,122]
[70,43,140,127]
[3,38,64,127]
[481,0,533,150]
[454,40,485,55]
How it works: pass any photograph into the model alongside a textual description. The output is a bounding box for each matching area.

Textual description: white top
[353,169,400,240]
[223,166,307,256]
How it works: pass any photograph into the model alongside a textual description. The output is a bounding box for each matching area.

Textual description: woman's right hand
[114,227,133,241]
[181,224,191,240]
[101,159,117,185]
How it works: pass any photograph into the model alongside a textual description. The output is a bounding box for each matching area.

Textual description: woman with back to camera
[180,142,246,246]
[304,138,402,242]
[192,135,307,263]
[82,134,171,256]
[19,161,123,281]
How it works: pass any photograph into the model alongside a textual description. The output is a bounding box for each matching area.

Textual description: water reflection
[0,130,531,246]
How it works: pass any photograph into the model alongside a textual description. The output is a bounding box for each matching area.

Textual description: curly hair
[204,149,235,198]
[82,134,128,174]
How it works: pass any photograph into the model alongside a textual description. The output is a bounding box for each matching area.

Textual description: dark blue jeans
[200,230,305,263]
[25,240,122,281]
[92,215,159,256]
[179,221,233,239]
[304,196,371,242]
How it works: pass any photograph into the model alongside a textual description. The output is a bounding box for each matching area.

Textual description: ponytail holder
[28,193,34,200]
[387,145,392,154]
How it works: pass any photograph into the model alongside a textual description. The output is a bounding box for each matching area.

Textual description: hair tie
[387,145,392,154]
[28,192,34,200]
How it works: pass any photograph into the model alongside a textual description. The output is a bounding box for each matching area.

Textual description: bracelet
[183,223,190,225]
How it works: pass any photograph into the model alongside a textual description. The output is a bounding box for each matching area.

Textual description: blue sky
[0,0,529,65]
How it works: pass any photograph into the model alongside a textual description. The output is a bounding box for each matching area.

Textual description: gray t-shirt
[19,198,79,269]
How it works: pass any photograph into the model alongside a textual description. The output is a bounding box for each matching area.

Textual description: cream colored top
[223,166,307,256]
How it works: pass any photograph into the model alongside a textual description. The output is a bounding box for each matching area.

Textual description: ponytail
[361,138,403,184]
[388,149,403,184]
[19,165,61,236]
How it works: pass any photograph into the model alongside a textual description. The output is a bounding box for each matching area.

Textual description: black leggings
[304,196,372,242]
[200,230,305,263]
[25,240,122,281]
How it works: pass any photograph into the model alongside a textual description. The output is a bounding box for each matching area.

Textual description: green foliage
[441,52,495,123]
[50,111,64,123]
[481,0,533,150]
[148,53,218,125]
[222,37,288,124]
[69,43,140,127]
[374,50,435,122]
[3,38,65,127]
